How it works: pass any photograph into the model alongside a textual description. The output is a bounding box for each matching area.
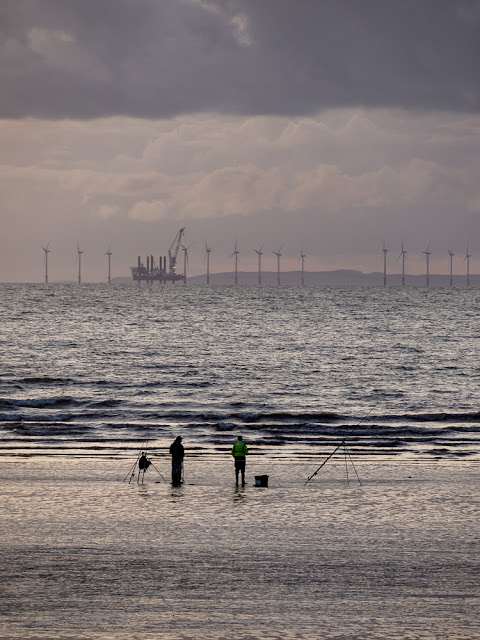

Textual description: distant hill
[187,270,376,286]
[112,270,478,287]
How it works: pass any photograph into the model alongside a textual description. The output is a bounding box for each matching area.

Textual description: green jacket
[231,441,248,458]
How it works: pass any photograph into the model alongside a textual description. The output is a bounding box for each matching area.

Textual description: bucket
[255,475,269,487]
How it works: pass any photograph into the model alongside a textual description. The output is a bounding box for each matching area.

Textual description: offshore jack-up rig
[131,228,185,284]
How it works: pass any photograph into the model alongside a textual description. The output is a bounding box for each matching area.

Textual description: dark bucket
[255,475,269,487]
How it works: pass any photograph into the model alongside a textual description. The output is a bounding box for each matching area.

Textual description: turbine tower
[42,242,50,284]
[448,249,454,287]
[76,243,84,284]
[180,243,191,284]
[398,242,407,286]
[230,241,239,285]
[273,247,282,285]
[300,249,307,286]
[382,242,388,286]
[254,245,263,285]
[422,243,431,286]
[465,245,471,287]
[105,246,112,284]
[205,244,212,284]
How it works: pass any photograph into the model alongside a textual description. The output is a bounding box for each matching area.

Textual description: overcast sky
[1,0,480,282]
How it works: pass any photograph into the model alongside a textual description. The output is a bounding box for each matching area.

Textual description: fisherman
[169,436,184,486]
[231,435,248,487]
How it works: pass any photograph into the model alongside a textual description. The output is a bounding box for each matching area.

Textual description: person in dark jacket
[169,436,184,486]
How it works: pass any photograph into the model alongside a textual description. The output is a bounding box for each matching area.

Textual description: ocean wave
[20,376,74,384]
[1,404,479,426]
[1,422,93,436]
[1,404,479,457]
[0,397,79,409]
[86,399,123,408]
[0,412,76,423]
[387,411,480,423]
[2,405,479,427]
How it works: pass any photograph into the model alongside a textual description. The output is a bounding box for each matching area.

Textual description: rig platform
[130,228,185,284]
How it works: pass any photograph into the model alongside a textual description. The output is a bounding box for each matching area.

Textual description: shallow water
[1,458,479,639]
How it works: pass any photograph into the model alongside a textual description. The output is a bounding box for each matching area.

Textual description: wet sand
[1,455,479,639]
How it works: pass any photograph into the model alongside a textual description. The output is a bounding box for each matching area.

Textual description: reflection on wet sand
[170,487,184,502]
[233,489,247,505]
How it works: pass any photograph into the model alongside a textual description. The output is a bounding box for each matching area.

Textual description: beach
[1,454,479,640]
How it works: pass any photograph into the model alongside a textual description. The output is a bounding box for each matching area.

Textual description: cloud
[184,164,283,217]
[96,204,119,219]
[467,195,480,213]
[1,109,480,281]
[1,110,479,225]
[128,200,170,222]
[0,0,479,119]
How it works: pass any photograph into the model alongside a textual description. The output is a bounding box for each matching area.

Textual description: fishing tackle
[123,434,167,484]
[304,404,377,486]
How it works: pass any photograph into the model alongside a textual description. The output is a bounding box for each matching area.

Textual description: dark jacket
[170,439,184,461]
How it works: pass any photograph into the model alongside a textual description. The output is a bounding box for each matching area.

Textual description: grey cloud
[1,0,479,119]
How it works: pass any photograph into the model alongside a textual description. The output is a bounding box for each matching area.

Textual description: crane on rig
[168,228,185,275]
[130,228,186,284]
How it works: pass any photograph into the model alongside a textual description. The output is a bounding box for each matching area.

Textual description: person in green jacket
[231,435,248,487]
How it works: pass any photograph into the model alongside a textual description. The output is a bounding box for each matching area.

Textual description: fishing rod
[304,403,377,486]
[124,444,146,484]
[123,431,168,484]
[139,431,151,484]
[304,441,344,486]
[123,433,150,484]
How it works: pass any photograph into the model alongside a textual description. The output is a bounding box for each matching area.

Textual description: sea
[1,283,479,639]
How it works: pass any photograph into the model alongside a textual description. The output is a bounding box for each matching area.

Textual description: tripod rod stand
[305,439,362,486]
[123,438,167,484]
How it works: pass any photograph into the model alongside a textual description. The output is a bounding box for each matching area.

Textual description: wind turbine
[254,245,264,285]
[76,243,84,284]
[382,242,388,286]
[465,245,471,287]
[230,241,239,285]
[105,246,112,284]
[300,249,307,286]
[273,247,282,285]
[398,242,407,286]
[180,243,191,284]
[42,242,50,284]
[205,244,212,284]
[448,249,454,287]
[422,243,431,286]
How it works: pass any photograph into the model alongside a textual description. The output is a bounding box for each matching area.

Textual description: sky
[1,0,480,282]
